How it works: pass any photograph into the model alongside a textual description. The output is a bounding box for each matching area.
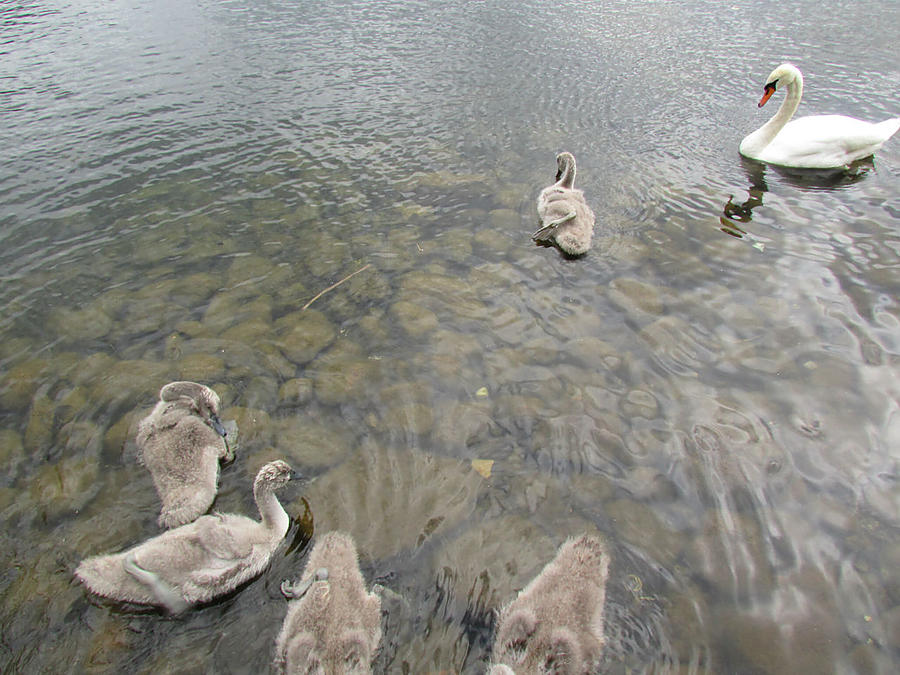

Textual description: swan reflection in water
[720,156,875,241]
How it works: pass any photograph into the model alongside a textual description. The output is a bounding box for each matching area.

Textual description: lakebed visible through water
[1,0,899,672]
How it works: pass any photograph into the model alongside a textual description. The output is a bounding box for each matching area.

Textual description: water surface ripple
[1,0,899,673]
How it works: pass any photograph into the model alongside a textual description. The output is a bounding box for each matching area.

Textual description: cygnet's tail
[75,553,157,606]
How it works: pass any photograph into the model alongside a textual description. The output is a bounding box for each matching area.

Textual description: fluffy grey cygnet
[75,460,296,614]
[137,381,232,528]
[488,534,609,675]
[275,531,382,675]
[533,152,596,256]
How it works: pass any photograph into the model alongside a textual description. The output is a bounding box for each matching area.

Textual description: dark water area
[1,0,899,672]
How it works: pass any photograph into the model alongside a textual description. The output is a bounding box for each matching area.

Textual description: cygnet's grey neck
[255,480,289,536]
[556,160,576,189]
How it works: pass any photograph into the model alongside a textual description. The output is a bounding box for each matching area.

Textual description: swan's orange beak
[758,83,776,107]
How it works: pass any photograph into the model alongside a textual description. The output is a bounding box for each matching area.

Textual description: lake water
[2,0,899,672]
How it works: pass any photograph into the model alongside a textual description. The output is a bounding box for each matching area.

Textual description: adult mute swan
[489,534,609,675]
[533,152,595,256]
[274,532,382,674]
[739,63,900,169]
[137,381,232,528]
[75,460,297,613]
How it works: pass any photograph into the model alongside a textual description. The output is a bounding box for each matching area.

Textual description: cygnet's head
[255,459,296,490]
[759,63,802,107]
[555,151,576,181]
[159,381,226,437]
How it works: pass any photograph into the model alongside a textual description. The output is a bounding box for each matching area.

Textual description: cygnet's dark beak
[209,414,228,438]
[290,468,305,482]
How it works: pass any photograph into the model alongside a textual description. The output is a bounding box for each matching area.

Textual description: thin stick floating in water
[302,264,371,310]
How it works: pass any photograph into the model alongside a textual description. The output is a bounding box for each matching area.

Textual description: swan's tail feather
[75,553,157,606]
[875,118,900,142]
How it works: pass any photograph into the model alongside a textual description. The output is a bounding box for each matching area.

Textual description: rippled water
[2,0,899,672]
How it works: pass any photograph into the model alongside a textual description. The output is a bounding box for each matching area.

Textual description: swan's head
[758,63,802,107]
[555,152,576,181]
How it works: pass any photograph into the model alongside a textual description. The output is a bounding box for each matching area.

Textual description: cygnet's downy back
[75,459,297,613]
[533,152,596,256]
[275,531,382,675]
[137,381,232,528]
[489,534,609,674]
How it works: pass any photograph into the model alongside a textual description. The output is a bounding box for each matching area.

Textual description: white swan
[533,152,595,256]
[489,535,609,675]
[75,460,296,613]
[137,381,232,528]
[274,531,382,674]
[739,63,900,169]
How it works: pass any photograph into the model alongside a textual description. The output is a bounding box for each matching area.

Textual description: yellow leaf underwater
[471,459,494,479]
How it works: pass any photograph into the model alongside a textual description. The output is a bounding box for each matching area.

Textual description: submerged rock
[274,310,336,365]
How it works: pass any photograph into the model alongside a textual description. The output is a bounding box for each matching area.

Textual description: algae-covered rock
[221,406,272,447]
[312,356,379,406]
[177,352,226,382]
[390,300,439,337]
[274,310,336,365]
[28,453,100,520]
[270,417,355,469]
[24,392,56,457]
[607,277,664,318]
[50,306,114,343]
[0,429,25,480]
[103,410,142,458]
[296,444,483,559]
[278,378,314,407]
[0,358,50,412]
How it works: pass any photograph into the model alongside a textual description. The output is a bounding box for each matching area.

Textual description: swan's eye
[765,79,778,90]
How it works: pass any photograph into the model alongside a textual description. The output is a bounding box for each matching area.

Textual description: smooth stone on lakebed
[49,305,114,343]
[177,353,226,382]
[0,429,25,480]
[273,310,336,365]
[28,453,100,520]
[620,388,661,420]
[88,359,171,410]
[607,277,665,317]
[203,289,274,333]
[277,378,313,407]
[24,393,55,456]
[390,300,439,337]
[103,409,142,458]
[221,406,271,446]
[313,357,378,407]
[0,359,50,412]
[270,417,354,469]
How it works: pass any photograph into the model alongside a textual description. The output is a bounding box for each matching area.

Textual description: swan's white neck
[741,72,803,156]
[255,483,290,536]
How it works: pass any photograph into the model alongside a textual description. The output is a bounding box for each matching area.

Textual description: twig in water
[302,264,371,310]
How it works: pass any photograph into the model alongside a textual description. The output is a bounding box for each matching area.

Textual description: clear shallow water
[1,0,899,672]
